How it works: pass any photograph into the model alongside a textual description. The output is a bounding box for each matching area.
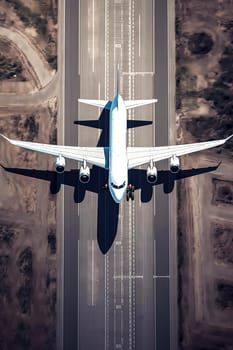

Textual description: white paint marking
[92,0,95,73]
[98,81,101,139]
[153,275,170,279]
[138,14,141,57]
[77,240,80,350]
[91,240,95,305]
[114,275,143,279]
[122,71,154,76]
[153,186,156,216]
[154,239,156,276]
[78,0,81,74]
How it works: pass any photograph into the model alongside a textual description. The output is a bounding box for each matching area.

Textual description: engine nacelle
[55,155,65,174]
[79,165,90,183]
[169,155,180,173]
[147,165,158,183]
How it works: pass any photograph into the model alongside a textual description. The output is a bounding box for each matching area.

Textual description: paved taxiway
[58,0,177,349]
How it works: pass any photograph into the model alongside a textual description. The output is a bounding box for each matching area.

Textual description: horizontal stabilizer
[78,99,112,109]
[124,99,158,110]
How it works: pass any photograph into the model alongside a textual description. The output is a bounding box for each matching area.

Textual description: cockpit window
[111,181,126,189]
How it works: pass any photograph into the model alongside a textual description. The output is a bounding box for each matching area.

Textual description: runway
[59,0,176,349]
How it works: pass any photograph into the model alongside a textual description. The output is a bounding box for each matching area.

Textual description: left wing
[1,134,108,169]
[127,135,233,169]
[78,99,111,109]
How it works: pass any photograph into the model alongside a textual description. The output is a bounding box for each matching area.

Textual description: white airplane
[1,67,232,203]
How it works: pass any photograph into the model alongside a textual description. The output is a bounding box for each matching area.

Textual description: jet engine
[147,162,158,183]
[169,155,180,173]
[55,155,65,173]
[79,164,90,183]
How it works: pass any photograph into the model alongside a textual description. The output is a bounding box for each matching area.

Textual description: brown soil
[176,1,233,349]
[0,100,57,350]
[211,222,233,266]
[0,0,57,70]
[212,179,233,206]
[0,37,37,93]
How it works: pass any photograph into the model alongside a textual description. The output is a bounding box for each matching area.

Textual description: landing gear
[126,184,135,201]
[102,183,108,190]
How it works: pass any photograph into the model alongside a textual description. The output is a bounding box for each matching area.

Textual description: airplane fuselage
[108,94,128,203]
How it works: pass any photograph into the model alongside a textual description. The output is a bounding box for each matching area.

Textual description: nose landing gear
[126,184,135,201]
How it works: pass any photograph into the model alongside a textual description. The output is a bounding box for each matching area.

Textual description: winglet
[0,134,12,143]
[225,134,233,142]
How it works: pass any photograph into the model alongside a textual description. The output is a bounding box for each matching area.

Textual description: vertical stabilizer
[116,64,120,96]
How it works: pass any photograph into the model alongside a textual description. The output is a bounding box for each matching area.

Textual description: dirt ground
[176,1,233,349]
[0,1,58,348]
[0,101,57,350]
[0,0,57,70]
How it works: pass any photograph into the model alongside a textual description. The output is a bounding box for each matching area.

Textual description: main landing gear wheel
[126,184,135,201]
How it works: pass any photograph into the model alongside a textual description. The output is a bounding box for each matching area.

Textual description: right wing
[127,135,233,169]
[78,99,111,109]
[1,134,108,169]
[124,99,158,109]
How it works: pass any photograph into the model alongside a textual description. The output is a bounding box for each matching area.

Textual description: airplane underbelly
[109,150,127,185]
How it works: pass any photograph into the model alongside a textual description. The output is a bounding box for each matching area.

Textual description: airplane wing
[0,134,108,169]
[78,99,157,110]
[124,99,158,109]
[127,135,233,169]
[78,99,111,109]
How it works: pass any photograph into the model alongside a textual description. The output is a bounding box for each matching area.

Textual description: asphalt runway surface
[60,0,177,349]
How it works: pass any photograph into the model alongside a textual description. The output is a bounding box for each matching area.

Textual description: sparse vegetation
[48,229,56,254]
[212,222,233,265]
[185,115,233,148]
[24,115,39,139]
[14,322,31,350]
[50,288,56,319]
[17,247,33,276]
[0,53,23,80]
[5,0,48,37]
[0,225,15,248]
[188,32,214,55]
[16,282,32,314]
[13,114,39,141]
[216,282,233,310]
[0,255,9,281]
[49,128,57,145]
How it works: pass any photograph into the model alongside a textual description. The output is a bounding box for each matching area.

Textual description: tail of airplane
[78,64,158,109]
[116,64,120,96]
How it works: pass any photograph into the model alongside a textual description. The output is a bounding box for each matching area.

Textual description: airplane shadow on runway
[0,105,221,253]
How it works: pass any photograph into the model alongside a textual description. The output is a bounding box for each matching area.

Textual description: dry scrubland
[0,1,58,349]
[176,1,233,349]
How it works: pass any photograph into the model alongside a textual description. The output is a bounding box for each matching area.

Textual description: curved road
[0,73,58,106]
[0,26,58,106]
[0,26,54,88]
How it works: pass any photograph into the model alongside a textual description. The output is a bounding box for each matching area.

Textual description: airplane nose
[112,189,124,203]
